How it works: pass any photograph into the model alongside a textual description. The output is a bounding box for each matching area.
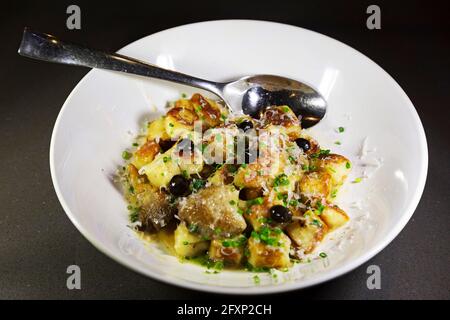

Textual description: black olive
[269,205,292,223]
[237,120,254,132]
[295,138,311,152]
[239,187,263,201]
[168,175,191,197]
[159,140,176,152]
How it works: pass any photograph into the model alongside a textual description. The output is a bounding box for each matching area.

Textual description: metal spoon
[18,28,326,127]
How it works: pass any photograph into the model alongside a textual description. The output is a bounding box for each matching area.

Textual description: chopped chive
[128,206,140,223]
[132,142,139,147]
[169,123,174,127]
[338,126,345,133]
[316,201,325,214]
[346,162,351,169]
[334,141,341,145]
[181,93,187,98]
[273,174,290,187]
[310,149,330,159]
[312,219,322,227]
[192,178,206,192]
[229,200,236,205]
[253,275,261,284]
[319,252,328,258]
[122,151,132,160]
[163,156,171,163]
[353,177,363,183]
[247,197,264,206]
[188,224,198,233]
[183,241,189,245]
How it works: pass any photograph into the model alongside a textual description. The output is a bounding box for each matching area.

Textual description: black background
[0,0,449,299]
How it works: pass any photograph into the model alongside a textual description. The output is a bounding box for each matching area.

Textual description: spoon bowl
[222,74,327,127]
[18,29,327,127]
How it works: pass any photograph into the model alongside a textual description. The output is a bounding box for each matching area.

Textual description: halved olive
[295,138,311,152]
[159,140,176,152]
[237,120,253,132]
[239,187,263,201]
[168,175,191,197]
[269,205,292,223]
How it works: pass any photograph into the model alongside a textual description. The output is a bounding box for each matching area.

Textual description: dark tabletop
[1,0,449,300]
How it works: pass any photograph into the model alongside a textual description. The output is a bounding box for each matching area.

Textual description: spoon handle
[18,28,223,97]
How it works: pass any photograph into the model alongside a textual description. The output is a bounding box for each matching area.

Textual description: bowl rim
[49,19,428,295]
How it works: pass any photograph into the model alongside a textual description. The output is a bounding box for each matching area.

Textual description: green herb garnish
[253,226,282,246]
[316,201,325,215]
[273,173,290,187]
[312,219,322,227]
[192,178,206,192]
[247,197,264,206]
[188,224,198,233]
[222,236,246,248]
[311,149,330,159]
[128,206,140,223]
[122,151,132,160]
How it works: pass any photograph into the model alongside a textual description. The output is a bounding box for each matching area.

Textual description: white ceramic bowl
[50,20,428,294]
